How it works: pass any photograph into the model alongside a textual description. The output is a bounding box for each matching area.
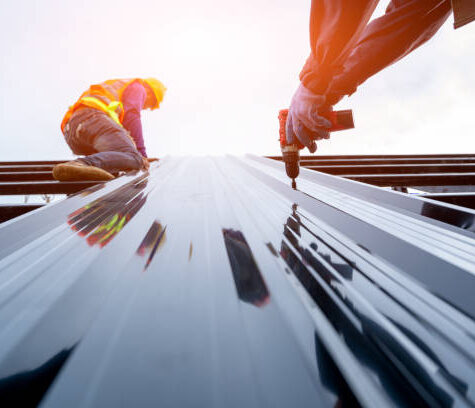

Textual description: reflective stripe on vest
[79,97,123,127]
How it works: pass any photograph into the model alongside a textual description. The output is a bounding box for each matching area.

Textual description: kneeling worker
[53,77,166,181]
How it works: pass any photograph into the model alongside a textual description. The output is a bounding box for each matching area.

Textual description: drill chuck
[284,161,299,180]
[281,145,300,180]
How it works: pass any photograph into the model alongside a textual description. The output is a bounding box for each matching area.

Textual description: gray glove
[287,83,332,153]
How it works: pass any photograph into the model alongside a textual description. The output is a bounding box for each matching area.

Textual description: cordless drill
[279,108,354,189]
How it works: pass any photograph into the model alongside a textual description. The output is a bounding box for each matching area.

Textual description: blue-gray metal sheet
[0,156,474,407]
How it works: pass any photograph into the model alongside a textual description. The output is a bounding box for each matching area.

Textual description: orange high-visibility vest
[61,78,166,132]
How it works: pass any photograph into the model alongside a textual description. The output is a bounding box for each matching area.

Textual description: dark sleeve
[299,0,380,95]
[300,0,451,103]
[122,81,148,157]
[327,0,451,102]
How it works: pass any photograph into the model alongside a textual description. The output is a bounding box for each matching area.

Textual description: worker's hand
[287,83,333,153]
[142,156,150,171]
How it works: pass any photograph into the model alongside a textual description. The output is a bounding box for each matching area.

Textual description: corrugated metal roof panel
[0,156,474,407]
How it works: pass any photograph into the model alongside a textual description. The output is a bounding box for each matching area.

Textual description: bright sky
[1,0,474,161]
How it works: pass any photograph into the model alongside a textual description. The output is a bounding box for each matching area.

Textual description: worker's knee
[114,132,145,170]
[94,131,135,153]
[92,132,143,170]
[129,151,144,170]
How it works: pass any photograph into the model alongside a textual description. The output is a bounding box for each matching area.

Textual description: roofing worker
[53,78,166,181]
[287,0,474,152]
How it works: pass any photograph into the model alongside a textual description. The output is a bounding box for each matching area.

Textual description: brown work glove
[142,157,150,171]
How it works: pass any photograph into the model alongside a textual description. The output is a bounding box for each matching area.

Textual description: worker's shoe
[52,161,115,181]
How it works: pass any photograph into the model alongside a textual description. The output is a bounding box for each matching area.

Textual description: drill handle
[324,109,354,132]
[280,109,354,146]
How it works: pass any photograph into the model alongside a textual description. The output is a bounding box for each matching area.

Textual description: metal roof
[0,155,475,407]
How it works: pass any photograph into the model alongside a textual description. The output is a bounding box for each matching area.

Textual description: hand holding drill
[280,84,354,189]
[286,84,333,153]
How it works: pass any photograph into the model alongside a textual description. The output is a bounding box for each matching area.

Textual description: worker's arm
[291,0,451,151]
[122,81,148,157]
[300,0,380,96]
[326,0,451,104]
[289,0,379,151]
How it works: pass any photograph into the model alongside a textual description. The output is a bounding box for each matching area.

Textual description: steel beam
[0,180,103,195]
[301,158,475,166]
[298,153,475,159]
[0,160,64,166]
[0,204,43,223]
[0,165,55,172]
[305,163,475,175]
[418,192,475,209]
[269,153,475,165]
[343,172,475,186]
[0,171,54,181]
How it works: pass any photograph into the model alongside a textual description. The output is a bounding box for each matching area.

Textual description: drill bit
[291,179,297,190]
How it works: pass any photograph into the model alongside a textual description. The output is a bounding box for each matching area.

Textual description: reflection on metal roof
[0,156,474,407]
